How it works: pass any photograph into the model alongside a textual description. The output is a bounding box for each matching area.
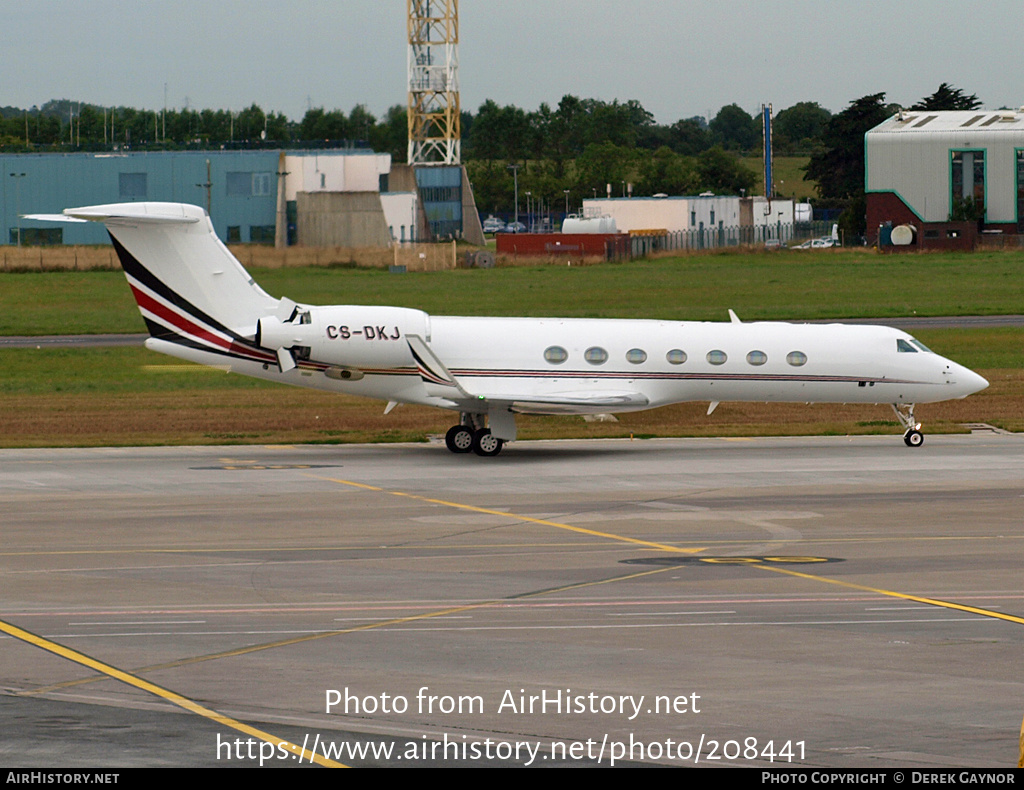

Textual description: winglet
[728,309,741,324]
[406,334,474,400]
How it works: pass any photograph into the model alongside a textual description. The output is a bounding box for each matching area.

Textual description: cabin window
[584,347,609,365]
[746,350,768,366]
[896,339,918,353]
[786,351,808,366]
[707,350,727,365]
[544,346,568,364]
[625,348,647,364]
[666,349,687,365]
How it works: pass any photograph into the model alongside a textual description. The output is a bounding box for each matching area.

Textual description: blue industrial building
[1,149,484,247]
[2,150,282,246]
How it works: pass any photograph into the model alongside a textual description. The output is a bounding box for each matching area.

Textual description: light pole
[563,189,570,217]
[525,191,531,232]
[507,164,519,229]
[10,172,26,247]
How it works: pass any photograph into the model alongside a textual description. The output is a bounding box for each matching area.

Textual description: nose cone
[949,363,989,399]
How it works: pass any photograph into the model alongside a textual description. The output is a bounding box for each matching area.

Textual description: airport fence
[1,245,120,271]
[976,232,1024,250]
[629,221,836,257]
[0,241,462,272]
[391,241,458,272]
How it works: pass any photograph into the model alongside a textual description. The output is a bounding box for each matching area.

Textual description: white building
[278,152,483,247]
[581,195,794,233]
[866,108,1024,244]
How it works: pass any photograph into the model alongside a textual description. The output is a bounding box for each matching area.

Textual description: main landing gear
[891,403,924,447]
[445,415,504,457]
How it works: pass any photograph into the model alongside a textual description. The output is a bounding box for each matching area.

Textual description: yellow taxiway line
[309,475,706,555]
[0,617,345,768]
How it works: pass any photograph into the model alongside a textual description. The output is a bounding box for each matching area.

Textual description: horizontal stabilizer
[67,204,202,225]
[37,202,279,347]
[22,213,88,223]
[27,205,202,226]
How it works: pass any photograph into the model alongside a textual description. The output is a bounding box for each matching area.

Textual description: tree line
[0,95,829,158]
[0,83,983,231]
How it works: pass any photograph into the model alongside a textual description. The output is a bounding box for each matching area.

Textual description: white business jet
[32,203,988,456]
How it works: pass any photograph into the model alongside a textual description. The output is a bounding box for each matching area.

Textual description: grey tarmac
[1,434,1022,767]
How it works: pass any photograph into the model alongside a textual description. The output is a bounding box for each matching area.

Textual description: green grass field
[3,247,1024,336]
[1,247,1021,447]
[742,156,816,201]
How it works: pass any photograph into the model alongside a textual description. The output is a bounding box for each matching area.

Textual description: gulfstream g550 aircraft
[32,203,987,456]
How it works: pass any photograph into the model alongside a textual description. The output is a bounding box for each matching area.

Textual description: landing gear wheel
[904,429,924,448]
[892,404,923,447]
[472,428,504,457]
[445,425,474,453]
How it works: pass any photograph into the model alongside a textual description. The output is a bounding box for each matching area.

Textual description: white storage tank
[891,224,916,246]
[561,214,618,234]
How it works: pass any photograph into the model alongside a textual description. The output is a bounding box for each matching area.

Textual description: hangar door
[951,150,985,220]
[1018,150,1024,232]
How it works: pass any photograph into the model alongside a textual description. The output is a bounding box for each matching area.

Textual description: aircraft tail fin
[59,203,279,357]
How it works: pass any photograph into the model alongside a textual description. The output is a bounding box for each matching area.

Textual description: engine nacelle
[256,315,315,351]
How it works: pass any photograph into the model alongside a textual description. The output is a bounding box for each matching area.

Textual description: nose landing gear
[903,429,924,447]
[892,403,924,447]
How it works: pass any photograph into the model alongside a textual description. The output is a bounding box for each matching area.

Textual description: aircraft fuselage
[154,310,986,413]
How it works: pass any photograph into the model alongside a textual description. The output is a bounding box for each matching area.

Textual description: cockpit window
[910,339,933,353]
[896,339,918,353]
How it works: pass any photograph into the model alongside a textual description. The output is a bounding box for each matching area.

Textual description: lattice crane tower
[407,0,460,165]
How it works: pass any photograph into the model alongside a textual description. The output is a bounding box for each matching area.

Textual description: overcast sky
[1,1,1020,124]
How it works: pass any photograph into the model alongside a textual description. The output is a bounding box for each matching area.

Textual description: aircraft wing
[407,335,647,414]
[436,389,649,415]
[496,391,650,415]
